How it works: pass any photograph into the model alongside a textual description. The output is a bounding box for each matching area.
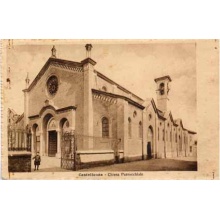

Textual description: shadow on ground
[79,159,197,172]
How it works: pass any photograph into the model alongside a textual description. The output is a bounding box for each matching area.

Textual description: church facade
[20,44,197,168]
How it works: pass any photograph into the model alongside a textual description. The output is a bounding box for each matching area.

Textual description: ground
[80,158,197,172]
[33,156,197,172]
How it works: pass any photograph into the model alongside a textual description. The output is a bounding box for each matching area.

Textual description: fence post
[70,130,76,171]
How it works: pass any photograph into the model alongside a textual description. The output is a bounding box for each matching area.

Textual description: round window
[47,75,58,96]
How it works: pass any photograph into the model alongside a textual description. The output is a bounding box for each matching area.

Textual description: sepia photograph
[1,39,218,179]
[1,3,220,220]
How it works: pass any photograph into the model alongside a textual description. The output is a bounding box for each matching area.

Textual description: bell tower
[154,75,172,112]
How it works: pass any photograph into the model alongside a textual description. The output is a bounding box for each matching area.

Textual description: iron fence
[8,127,31,152]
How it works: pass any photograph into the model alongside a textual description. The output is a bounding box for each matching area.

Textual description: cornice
[29,105,77,119]
[92,89,145,110]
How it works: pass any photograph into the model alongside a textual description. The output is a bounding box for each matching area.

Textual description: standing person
[32,152,41,171]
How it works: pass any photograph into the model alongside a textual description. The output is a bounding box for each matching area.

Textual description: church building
[18,44,197,169]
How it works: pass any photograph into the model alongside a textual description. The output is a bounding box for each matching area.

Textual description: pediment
[24,58,83,93]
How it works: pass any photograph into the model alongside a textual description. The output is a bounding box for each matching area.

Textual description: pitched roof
[94,70,144,102]
[24,57,83,92]
[154,75,172,82]
[15,113,24,124]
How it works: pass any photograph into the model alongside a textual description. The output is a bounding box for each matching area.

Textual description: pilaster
[23,90,29,148]
[82,57,96,149]
[142,109,147,159]
[117,99,128,160]
[56,129,61,158]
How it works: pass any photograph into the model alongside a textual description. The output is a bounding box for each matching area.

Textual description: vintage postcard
[1,39,219,179]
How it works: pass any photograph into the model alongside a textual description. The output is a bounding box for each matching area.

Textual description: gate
[61,130,76,170]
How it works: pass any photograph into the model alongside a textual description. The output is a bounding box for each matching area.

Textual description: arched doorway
[42,113,58,157]
[60,118,70,134]
[60,118,71,155]
[47,118,57,157]
[147,126,154,159]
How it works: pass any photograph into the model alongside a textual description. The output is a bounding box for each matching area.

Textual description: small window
[170,131,172,142]
[163,129,164,141]
[190,146,192,153]
[168,123,169,127]
[128,117,132,138]
[102,117,109,137]
[149,114,152,120]
[36,136,40,142]
[139,121,142,138]
[133,111,137,118]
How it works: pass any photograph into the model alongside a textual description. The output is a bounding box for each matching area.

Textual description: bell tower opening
[154,75,172,112]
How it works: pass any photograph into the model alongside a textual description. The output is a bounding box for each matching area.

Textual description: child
[32,152,41,171]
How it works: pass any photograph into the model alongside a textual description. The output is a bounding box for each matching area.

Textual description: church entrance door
[48,130,57,157]
[147,142,152,159]
[147,126,154,159]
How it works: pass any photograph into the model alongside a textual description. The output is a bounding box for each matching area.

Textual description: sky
[5,40,197,131]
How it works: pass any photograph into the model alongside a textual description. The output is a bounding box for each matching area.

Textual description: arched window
[175,133,177,143]
[102,117,109,137]
[133,111,137,118]
[170,131,172,142]
[159,83,165,95]
[166,131,168,141]
[139,121,142,138]
[128,117,132,138]
[102,86,107,92]
[163,129,164,141]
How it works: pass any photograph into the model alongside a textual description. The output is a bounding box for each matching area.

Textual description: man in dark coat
[32,152,41,171]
